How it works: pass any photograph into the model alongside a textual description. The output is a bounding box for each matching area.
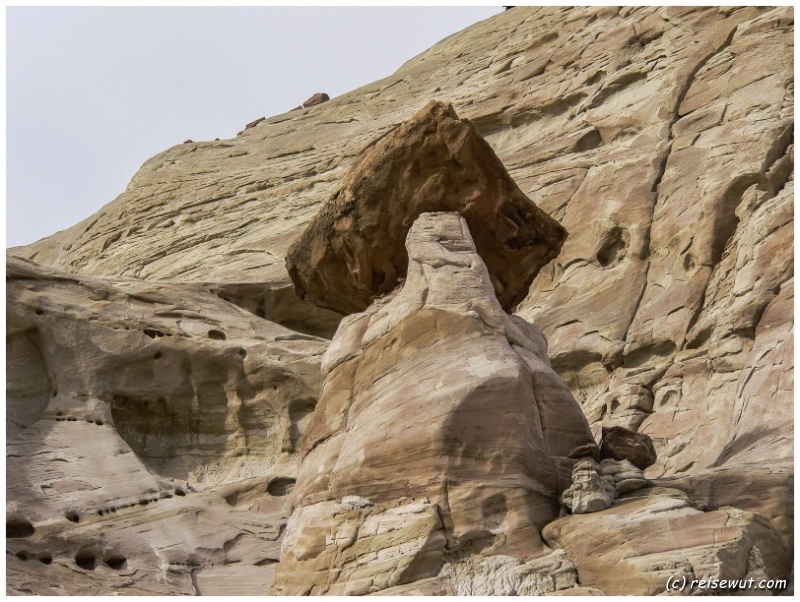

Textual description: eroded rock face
[545,487,791,595]
[5,256,326,594]
[560,458,615,514]
[286,101,567,314]
[271,212,594,595]
[6,5,794,596]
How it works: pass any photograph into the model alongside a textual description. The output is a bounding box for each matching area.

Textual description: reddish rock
[286,100,567,315]
[302,92,329,108]
[599,426,657,470]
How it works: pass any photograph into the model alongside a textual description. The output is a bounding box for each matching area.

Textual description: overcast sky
[6,6,503,248]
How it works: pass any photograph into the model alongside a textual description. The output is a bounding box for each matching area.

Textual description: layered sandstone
[7,5,793,596]
[6,256,326,594]
[272,212,596,595]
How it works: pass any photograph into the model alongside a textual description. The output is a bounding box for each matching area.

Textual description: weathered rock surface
[545,487,791,596]
[286,101,566,314]
[6,256,326,594]
[560,458,616,514]
[271,212,595,594]
[600,458,649,495]
[7,5,793,596]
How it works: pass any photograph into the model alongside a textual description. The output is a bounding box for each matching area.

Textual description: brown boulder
[599,426,657,470]
[285,100,567,315]
[302,92,329,108]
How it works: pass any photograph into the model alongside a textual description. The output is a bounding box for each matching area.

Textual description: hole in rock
[97,510,104,516]
[35,309,44,315]
[105,554,127,570]
[267,477,296,497]
[596,226,628,267]
[154,351,162,360]
[7,517,35,538]
[574,128,603,152]
[174,488,186,497]
[39,553,52,564]
[15,551,30,561]
[482,493,508,530]
[95,420,104,426]
[288,398,317,452]
[143,328,164,339]
[75,548,97,570]
[65,511,80,523]
[208,329,227,340]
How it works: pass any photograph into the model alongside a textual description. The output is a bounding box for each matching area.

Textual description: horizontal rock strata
[7,5,793,596]
[271,212,595,595]
[6,256,326,594]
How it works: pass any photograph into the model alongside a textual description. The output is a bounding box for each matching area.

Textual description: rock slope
[7,5,793,596]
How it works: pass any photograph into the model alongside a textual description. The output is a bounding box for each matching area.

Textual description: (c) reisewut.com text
[665,575,787,593]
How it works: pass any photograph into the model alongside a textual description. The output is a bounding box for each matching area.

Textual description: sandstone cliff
[7,6,793,595]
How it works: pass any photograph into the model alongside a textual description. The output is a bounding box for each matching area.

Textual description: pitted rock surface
[7,6,793,596]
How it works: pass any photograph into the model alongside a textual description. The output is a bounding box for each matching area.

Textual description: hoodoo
[285,101,567,315]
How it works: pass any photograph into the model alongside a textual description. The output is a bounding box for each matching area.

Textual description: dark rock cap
[302,92,330,108]
[286,100,567,315]
[599,426,657,470]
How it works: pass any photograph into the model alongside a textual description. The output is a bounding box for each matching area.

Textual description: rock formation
[545,487,790,596]
[302,92,329,108]
[272,211,596,595]
[286,100,566,314]
[7,5,793,596]
[6,256,326,594]
[560,458,616,514]
[599,426,657,470]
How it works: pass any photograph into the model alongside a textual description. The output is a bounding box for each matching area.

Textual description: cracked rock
[286,100,567,315]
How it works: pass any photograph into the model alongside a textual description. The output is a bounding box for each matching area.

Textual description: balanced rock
[271,212,595,595]
[600,426,657,470]
[285,100,567,315]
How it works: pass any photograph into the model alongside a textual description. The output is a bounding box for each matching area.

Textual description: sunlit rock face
[7,5,793,596]
[271,212,596,595]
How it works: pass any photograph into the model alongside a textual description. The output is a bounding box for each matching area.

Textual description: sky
[6,6,503,249]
